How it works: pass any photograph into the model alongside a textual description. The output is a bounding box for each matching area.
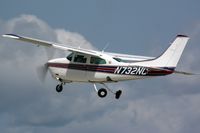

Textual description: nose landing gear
[55,78,65,93]
[56,84,63,92]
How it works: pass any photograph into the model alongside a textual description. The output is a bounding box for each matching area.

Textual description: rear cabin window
[90,56,106,64]
[74,55,87,63]
[113,57,122,62]
[113,57,135,63]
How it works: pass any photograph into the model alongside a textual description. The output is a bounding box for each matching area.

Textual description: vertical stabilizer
[136,35,189,68]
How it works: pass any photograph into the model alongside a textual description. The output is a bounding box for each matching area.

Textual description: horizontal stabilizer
[174,70,200,76]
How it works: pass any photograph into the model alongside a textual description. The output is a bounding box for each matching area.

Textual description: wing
[2,34,99,56]
[2,33,155,62]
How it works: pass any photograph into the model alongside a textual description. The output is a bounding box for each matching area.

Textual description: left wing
[105,52,155,62]
[2,34,99,56]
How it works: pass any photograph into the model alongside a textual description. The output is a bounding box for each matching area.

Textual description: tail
[138,35,190,69]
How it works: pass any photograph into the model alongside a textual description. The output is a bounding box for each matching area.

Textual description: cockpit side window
[74,54,87,63]
[66,53,74,61]
[90,56,106,64]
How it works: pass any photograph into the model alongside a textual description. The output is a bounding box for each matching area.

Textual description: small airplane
[2,34,193,99]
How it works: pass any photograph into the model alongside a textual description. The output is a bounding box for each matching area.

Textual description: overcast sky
[0,0,200,133]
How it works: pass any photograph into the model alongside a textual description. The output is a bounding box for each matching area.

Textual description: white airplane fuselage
[48,58,141,83]
[47,55,173,83]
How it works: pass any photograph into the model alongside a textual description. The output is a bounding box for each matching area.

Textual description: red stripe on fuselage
[47,63,116,73]
[47,63,174,76]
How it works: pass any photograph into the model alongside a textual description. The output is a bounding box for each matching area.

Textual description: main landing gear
[93,83,122,99]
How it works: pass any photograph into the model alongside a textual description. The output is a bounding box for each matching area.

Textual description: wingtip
[176,34,189,38]
[2,34,21,39]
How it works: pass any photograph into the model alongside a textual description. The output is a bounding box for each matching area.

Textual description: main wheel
[115,90,122,99]
[56,84,63,93]
[98,88,107,98]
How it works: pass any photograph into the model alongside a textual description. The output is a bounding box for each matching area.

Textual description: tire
[98,88,107,98]
[56,84,63,93]
[115,90,122,99]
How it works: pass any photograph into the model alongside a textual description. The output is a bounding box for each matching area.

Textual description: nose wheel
[55,78,65,93]
[56,84,63,92]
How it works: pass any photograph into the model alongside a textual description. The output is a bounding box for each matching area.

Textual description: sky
[0,0,200,133]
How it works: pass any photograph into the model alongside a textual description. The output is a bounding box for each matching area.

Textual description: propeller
[36,47,56,82]
[36,63,49,82]
[45,47,56,60]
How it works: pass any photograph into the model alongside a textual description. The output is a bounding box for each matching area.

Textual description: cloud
[0,14,99,129]
[0,14,200,133]
[55,29,96,50]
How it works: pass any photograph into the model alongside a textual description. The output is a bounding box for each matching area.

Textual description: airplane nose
[47,59,55,68]
[47,58,57,63]
[47,58,69,68]
[47,58,61,67]
[47,59,60,78]
[46,58,68,81]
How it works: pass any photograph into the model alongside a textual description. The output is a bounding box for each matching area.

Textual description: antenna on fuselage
[101,43,110,53]
[78,44,82,49]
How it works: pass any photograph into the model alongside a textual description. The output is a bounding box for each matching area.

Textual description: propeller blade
[36,47,55,82]
[36,63,48,82]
